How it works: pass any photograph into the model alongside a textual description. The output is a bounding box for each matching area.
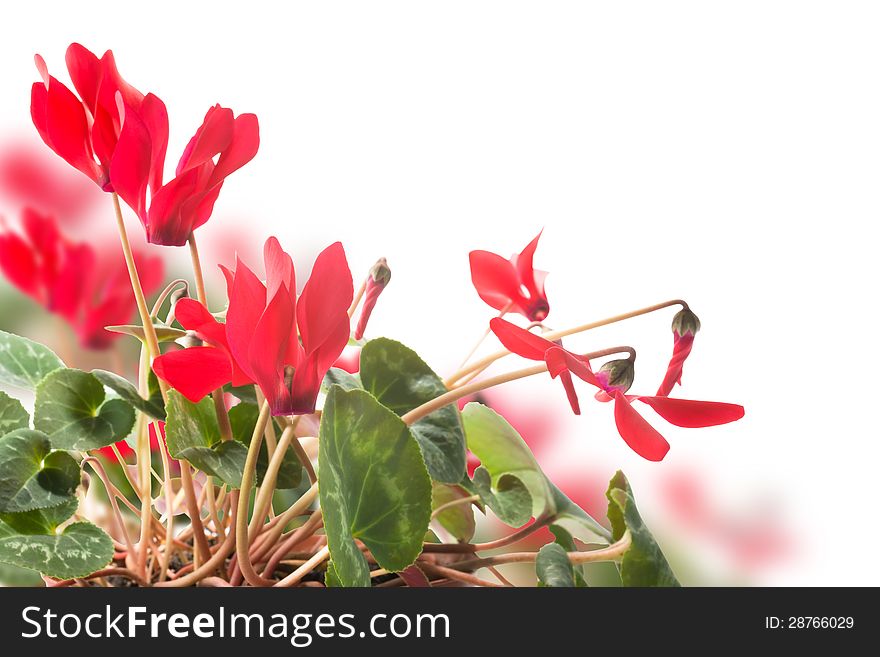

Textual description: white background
[1,1,877,585]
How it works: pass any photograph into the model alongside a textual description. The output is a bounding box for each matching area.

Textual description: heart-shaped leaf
[360,338,466,483]
[606,471,680,587]
[0,330,64,390]
[536,542,576,587]
[319,386,432,587]
[462,402,609,541]
[92,369,166,420]
[33,369,136,451]
[177,441,249,488]
[461,402,554,522]
[0,520,113,579]
[0,497,78,534]
[0,429,79,513]
[0,390,30,435]
[549,525,588,587]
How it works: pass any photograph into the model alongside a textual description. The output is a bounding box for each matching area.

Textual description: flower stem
[448,530,633,572]
[348,279,367,319]
[444,299,688,387]
[111,194,163,364]
[402,363,547,425]
[273,545,330,587]
[187,232,234,443]
[422,516,551,553]
[235,401,275,587]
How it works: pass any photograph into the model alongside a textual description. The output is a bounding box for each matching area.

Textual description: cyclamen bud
[355,258,391,340]
[597,358,635,393]
[671,308,701,337]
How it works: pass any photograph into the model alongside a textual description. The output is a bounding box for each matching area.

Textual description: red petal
[296,242,353,356]
[31,67,102,185]
[489,317,552,361]
[64,43,101,116]
[176,105,233,176]
[544,346,600,388]
[613,391,670,462]
[656,333,695,396]
[636,396,745,428]
[210,112,260,184]
[513,229,542,291]
[558,370,581,415]
[249,281,295,407]
[140,94,169,192]
[152,347,232,403]
[224,257,267,381]
[109,100,152,221]
[469,249,521,314]
[263,236,295,301]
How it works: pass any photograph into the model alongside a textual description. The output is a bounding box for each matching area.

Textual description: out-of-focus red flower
[154,237,353,415]
[112,103,259,246]
[657,308,700,397]
[334,346,361,374]
[95,422,163,462]
[0,141,100,222]
[30,43,166,192]
[0,208,163,349]
[660,471,792,570]
[354,258,390,340]
[469,230,549,321]
[489,318,744,461]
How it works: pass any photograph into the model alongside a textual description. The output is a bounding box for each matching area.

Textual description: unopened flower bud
[355,258,391,340]
[597,358,635,393]
[671,308,701,337]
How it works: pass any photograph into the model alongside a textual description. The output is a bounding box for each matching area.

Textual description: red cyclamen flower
[30,43,167,192]
[112,103,259,246]
[0,208,163,349]
[153,237,353,415]
[489,318,744,461]
[657,307,700,396]
[354,258,390,340]
[469,230,549,321]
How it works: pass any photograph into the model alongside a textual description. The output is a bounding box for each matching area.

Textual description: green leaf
[228,403,303,490]
[33,369,136,451]
[0,497,78,534]
[319,386,432,587]
[0,330,64,390]
[470,466,533,527]
[0,429,79,513]
[224,384,258,404]
[0,520,113,579]
[549,525,588,587]
[606,471,680,587]
[92,369,166,420]
[105,323,186,343]
[165,391,240,487]
[0,390,30,434]
[462,402,610,542]
[536,543,576,587]
[360,338,466,483]
[461,402,554,522]
[431,482,476,543]
[324,560,343,588]
[322,367,362,392]
[548,481,612,544]
[0,562,43,586]
[178,442,249,488]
